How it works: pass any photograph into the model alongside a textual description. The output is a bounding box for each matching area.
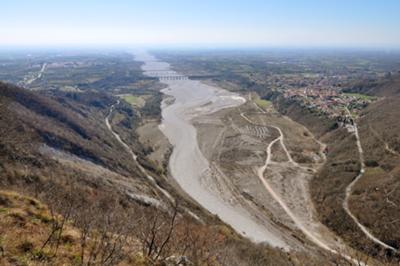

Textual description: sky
[1,0,400,49]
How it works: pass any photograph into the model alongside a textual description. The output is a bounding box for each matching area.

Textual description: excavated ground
[194,100,354,255]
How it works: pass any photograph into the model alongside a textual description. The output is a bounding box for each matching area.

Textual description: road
[132,52,376,262]
[24,63,47,86]
[248,103,319,172]
[241,109,367,265]
[343,122,398,252]
[241,112,335,250]
[105,100,175,202]
[134,51,290,247]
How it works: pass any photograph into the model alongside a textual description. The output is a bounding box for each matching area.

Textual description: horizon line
[0,43,400,52]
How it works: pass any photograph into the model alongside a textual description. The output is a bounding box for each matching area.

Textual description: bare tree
[137,202,179,263]
[70,193,134,265]
[39,184,73,257]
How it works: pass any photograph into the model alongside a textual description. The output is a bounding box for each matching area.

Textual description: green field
[255,99,272,109]
[122,94,145,107]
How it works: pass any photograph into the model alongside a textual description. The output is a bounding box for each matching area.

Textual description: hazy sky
[2,0,400,48]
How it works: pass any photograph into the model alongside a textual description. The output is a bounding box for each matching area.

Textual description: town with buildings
[283,85,375,119]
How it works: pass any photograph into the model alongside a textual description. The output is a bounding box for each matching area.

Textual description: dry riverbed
[133,52,374,264]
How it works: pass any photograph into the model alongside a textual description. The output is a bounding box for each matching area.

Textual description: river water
[133,52,288,248]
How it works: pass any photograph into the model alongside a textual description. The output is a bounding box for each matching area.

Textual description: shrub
[365,160,379,167]
[18,241,34,253]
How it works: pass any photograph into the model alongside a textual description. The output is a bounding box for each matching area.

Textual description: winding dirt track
[343,123,398,252]
[242,112,334,249]
[241,110,367,265]
[105,100,175,202]
[135,52,291,247]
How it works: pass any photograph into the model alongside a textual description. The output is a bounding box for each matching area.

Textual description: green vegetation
[121,94,145,107]
[255,98,272,109]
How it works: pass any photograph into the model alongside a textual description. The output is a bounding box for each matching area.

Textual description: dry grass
[347,97,400,253]
[0,190,84,265]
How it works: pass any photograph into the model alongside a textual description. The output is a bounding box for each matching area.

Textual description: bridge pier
[158,75,188,81]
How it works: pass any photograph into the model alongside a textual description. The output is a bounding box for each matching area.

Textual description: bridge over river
[146,70,188,81]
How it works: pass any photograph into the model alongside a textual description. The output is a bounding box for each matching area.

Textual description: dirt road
[23,63,47,87]
[242,110,368,265]
[134,51,290,248]
[343,122,397,252]
[105,100,175,202]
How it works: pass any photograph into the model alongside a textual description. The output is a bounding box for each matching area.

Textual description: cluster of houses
[283,86,373,120]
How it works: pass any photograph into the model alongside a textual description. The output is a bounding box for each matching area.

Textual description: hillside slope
[0,82,154,193]
[349,97,400,249]
[346,73,400,97]
[278,78,400,261]
[1,82,328,265]
[345,76,400,252]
